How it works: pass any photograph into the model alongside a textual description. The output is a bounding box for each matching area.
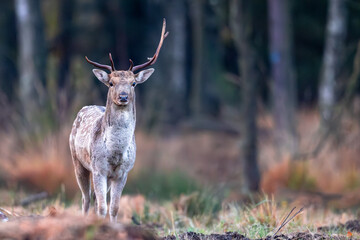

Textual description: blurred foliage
[287,161,317,191]
[124,170,200,200]
[0,0,359,133]
[0,0,359,211]
[125,170,222,219]
[181,190,222,218]
[344,169,360,191]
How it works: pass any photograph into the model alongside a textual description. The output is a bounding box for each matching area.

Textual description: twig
[271,207,304,238]
[280,207,304,229]
[20,192,49,206]
[272,207,296,237]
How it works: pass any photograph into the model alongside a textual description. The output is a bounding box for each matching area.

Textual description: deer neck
[103,92,136,137]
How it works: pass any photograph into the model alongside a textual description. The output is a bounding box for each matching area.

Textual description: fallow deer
[69,19,168,222]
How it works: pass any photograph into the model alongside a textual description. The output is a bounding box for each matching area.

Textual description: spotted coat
[69,69,154,222]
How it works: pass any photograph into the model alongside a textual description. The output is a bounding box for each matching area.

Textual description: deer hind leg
[109,174,128,222]
[73,159,91,214]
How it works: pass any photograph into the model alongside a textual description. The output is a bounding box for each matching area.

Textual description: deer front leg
[93,173,108,218]
[109,174,128,222]
[93,178,111,214]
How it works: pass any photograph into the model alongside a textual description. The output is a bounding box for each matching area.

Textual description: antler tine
[85,56,113,72]
[128,59,134,71]
[132,18,169,72]
[109,53,116,71]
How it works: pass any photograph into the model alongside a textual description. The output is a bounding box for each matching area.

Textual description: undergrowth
[0,190,359,239]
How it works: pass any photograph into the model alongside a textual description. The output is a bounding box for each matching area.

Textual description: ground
[0,192,359,240]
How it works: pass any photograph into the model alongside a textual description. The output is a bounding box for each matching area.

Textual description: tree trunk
[163,0,187,123]
[268,0,298,157]
[104,0,128,69]
[140,0,165,130]
[189,0,204,118]
[15,0,46,129]
[230,0,260,192]
[57,0,74,123]
[0,1,17,102]
[164,0,187,123]
[319,0,347,123]
[140,1,187,129]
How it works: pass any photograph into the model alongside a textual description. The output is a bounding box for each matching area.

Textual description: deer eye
[131,82,136,87]
[109,82,113,87]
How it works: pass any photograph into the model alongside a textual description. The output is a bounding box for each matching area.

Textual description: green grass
[124,170,201,201]
[182,190,222,218]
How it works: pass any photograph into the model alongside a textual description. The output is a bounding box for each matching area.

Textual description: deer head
[85,18,169,107]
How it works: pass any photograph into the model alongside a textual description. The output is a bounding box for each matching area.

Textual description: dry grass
[0,108,359,205]
[0,127,77,196]
[259,109,360,195]
[0,193,358,239]
[165,194,360,238]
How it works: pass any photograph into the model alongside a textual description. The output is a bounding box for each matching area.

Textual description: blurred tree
[189,0,204,118]
[140,0,166,130]
[0,1,17,101]
[162,0,187,123]
[0,1,17,129]
[15,0,46,130]
[268,0,298,157]
[56,0,74,122]
[101,0,129,69]
[318,0,347,124]
[230,0,260,192]
[140,0,187,128]
[292,0,327,104]
[203,1,223,119]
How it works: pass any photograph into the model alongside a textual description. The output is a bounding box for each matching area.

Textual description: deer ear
[135,68,155,84]
[93,69,110,86]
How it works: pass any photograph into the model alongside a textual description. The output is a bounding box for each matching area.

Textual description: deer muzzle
[119,92,128,103]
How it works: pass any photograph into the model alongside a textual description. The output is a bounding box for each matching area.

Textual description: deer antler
[130,18,169,72]
[109,53,116,71]
[128,59,134,71]
[85,53,115,72]
[86,19,168,72]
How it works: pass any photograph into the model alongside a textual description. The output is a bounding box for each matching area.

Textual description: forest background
[0,1,360,234]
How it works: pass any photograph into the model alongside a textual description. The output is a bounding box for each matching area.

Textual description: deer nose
[119,92,128,102]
